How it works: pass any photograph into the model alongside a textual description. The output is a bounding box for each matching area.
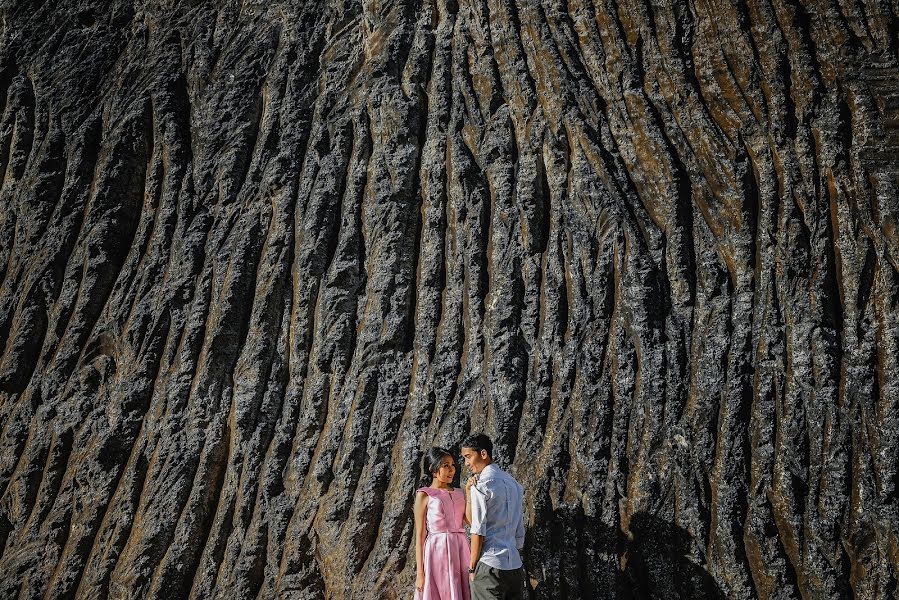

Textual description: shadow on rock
[621,513,723,599]
[524,504,723,599]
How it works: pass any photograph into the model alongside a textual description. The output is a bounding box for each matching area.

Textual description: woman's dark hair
[461,433,493,458]
[421,447,454,486]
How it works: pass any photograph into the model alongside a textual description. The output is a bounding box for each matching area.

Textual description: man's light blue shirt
[469,463,525,570]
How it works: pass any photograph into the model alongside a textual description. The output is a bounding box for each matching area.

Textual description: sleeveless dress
[415,487,471,600]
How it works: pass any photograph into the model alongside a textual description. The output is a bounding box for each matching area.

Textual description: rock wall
[1,0,898,597]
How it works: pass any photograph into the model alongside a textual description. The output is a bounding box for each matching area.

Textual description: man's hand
[469,571,475,582]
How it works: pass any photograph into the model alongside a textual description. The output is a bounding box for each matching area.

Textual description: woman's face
[432,455,456,485]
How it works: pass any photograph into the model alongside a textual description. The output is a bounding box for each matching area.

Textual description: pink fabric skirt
[414,530,471,600]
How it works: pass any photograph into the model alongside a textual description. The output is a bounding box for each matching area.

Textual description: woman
[414,447,475,599]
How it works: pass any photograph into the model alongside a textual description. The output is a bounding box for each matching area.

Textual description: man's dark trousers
[470,563,525,599]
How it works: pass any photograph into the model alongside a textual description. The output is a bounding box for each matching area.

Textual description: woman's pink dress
[415,487,471,600]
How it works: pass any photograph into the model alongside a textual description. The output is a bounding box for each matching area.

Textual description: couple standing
[413,434,525,600]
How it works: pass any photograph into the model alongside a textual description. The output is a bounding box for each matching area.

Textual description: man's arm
[469,483,488,577]
[470,534,484,576]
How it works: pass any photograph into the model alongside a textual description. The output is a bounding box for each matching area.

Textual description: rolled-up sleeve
[469,484,488,536]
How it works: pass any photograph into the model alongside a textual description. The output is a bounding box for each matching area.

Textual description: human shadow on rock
[524,504,723,599]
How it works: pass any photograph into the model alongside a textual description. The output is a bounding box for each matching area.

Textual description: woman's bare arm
[414,491,428,590]
[464,476,477,525]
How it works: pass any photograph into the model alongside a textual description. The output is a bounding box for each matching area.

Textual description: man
[461,434,525,600]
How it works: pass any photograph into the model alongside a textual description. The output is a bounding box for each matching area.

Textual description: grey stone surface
[0,0,898,597]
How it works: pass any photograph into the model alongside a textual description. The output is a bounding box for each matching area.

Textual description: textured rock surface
[1,0,898,597]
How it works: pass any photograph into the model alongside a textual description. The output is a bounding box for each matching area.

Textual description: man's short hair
[461,433,493,458]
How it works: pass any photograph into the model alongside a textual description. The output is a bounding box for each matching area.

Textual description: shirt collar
[481,463,499,477]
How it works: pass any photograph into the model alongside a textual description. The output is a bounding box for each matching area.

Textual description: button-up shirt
[469,463,525,570]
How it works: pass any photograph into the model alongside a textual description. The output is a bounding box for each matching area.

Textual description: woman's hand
[416,569,425,591]
[465,474,478,492]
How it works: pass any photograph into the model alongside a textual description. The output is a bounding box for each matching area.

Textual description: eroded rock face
[0,0,897,597]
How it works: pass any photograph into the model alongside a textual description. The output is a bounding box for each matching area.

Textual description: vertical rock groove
[0,0,898,598]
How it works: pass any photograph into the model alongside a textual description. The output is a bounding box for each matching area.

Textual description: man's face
[461,447,489,474]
